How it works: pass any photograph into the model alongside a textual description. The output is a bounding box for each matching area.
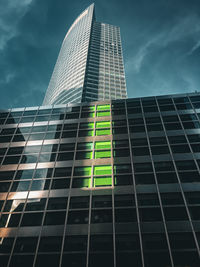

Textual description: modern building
[42,4,127,106]
[1,93,200,267]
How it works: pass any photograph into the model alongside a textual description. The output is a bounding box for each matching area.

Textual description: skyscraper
[43,4,127,105]
[1,3,200,267]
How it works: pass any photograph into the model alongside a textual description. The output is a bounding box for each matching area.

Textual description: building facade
[42,4,127,106]
[1,93,200,267]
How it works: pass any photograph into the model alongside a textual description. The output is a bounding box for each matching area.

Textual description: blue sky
[0,0,200,109]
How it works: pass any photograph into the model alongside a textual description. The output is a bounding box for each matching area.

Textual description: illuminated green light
[96,121,111,128]
[94,165,112,175]
[97,104,110,111]
[95,141,111,149]
[96,129,111,136]
[97,111,111,117]
[94,176,112,187]
[95,150,111,159]
[74,166,92,176]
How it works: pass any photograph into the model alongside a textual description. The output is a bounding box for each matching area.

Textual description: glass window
[76,151,93,159]
[53,167,71,177]
[74,166,92,176]
[93,176,112,187]
[44,211,66,225]
[51,178,70,189]
[96,129,111,136]
[91,209,112,223]
[78,129,94,137]
[154,161,174,171]
[38,236,62,252]
[72,177,90,188]
[6,146,23,155]
[21,212,43,226]
[96,121,111,128]
[95,141,111,149]
[97,104,110,111]
[69,196,89,209]
[79,122,94,129]
[77,142,93,150]
[25,198,46,211]
[67,210,89,224]
[95,150,111,158]
[94,165,112,175]
[97,111,111,117]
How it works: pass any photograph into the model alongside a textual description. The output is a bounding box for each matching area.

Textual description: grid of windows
[1,94,200,266]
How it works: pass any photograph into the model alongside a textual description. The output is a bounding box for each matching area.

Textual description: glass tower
[42,4,127,105]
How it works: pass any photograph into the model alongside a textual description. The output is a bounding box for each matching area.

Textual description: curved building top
[43,4,127,105]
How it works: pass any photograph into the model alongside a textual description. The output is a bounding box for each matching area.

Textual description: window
[95,141,111,149]
[95,150,111,158]
[96,129,111,136]
[97,111,111,117]
[93,176,112,187]
[74,166,92,176]
[94,165,112,175]
[96,121,111,128]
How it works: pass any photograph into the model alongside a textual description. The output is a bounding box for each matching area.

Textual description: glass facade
[42,4,127,106]
[1,93,200,266]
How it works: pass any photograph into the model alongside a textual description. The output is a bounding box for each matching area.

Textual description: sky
[0,0,200,109]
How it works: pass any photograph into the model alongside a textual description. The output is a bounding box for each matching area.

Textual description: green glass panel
[94,176,112,187]
[95,141,111,149]
[97,104,110,111]
[96,121,111,128]
[97,111,111,117]
[80,122,94,129]
[74,166,92,176]
[77,142,93,150]
[96,129,111,136]
[94,165,112,175]
[95,150,111,159]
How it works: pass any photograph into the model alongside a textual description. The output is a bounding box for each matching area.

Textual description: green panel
[97,111,111,117]
[96,129,111,136]
[97,104,110,111]
[94,176,112,187]
[95,141,111,149]
[94,165,112,175]
[77,142,93,150]
[95,150,111,159]
[74,166,92,176]
[96,121,111,128]
[80,122,94,129]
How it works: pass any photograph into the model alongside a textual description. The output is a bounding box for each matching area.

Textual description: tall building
[1,94,200,267]
[43,4,127,105]
[1,4,200,267]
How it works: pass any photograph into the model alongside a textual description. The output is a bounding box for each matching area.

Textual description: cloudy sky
[0,0,200,109]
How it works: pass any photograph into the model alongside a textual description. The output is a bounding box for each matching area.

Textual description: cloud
[125,14,200,75]
[0,0,33,49]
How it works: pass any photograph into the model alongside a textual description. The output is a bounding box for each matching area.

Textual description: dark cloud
[0,0,200,109]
